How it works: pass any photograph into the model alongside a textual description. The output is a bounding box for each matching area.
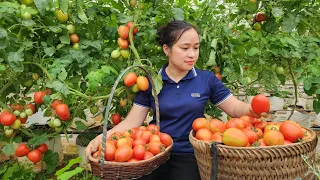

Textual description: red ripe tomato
[251,94,270,114]
[117,38,129,49]
[279,122,304,143]
[192,118,208,131]
[10,103,22,110]
[133,145,146,160]
[124,72,137,87]
[254,120,267,130]
[251,127,263,139]
[27,149,42,163]
[1,112,16,126]
[240,115,259,126]
[111,113,121,125]
[263,130,284,146]
[127,158,139,162]
[36,143,48,154]
[15,144,30,157]
[150,134,160,142]
[222,128,248,147]
[143,151,154,160]
[126,22,138,35]
[159,133,173,147]
[51,99,63,110]
[146,124,159,134]
[114,145,133,162]
[55,104,70,121]
[136,76,149,91]
[69,34,79,43]
[284,140,293,145]
[140,131,153,143]
[195,128,213,142]
[208,118,225,133]
[34,91,46,104]
[118,25,129,39]
[147,141,164,155]
[255,12,266,22]
[133,129,144,140]
[20,117,28,124]
[104,140,116,161]
[242,127,258,144]
[211,132,223,143]
[257,139,267,147]
[25,103,36,114]
[132,138,146,147]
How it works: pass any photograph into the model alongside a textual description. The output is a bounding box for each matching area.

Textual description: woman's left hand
[247,105,268,118]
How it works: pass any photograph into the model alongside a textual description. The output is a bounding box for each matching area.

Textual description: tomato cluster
[91,124,173,162]
[124,72,149,91]
[15,143,48,163]
[193,116,311,147]
[252,12,266,31]
[47,99,71,133]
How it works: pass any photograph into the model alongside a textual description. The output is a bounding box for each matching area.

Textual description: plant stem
[303,21,320,38]
[22,62,53,80]
[287,60,298,119]
[20,127,33,137]
[0,81,13,96]
[129,15,141,62]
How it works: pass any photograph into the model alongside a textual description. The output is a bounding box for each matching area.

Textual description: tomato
[56,10,68,23]
[25,103,36,114]
[208,118,225,133]
[263,130,284,146]
[225,118,246,129]
[111,49,121,59]
[123,130,132,138]
[215,73,222,80]
[117,137,132,148]
[133,145,145,160]
[222,128,248,147]
[4,128,14,138]
[192,118,208,131]
[136,76,149,91]
[19,112,27,119]
[20,117,28,124]
[143,151,154,160]
[195,128,213,142]
[148,141,164,155]
[253,22,262,31]
[131,84,140,93]
[132,138,146,148]
[146,124,160,135]
[133,129,144,140]
[244,66,249,71]
[16,144,30,157]
[139,126,147,131]
[52,118,62,127]
[242,128,258,144]
[11,119,21,130]
[140,131,153,143]
[129,0,137,7]
[21,0,34,5]
[128,158,139,162]
[117,38,129,49]
[104,140,116,161]
[32,73,39,81]
[126,22,138,35]
[0,64,6,72]
[1,112,16,126]
[124,72,137,87]
[66,24,75,34]
[150,134,161,142]
[90,105,99,114]
[159,133,173,147]
[251,94,270,114]
[13,110,20,117]
[55,126,64,133]
[302,128,312,141]
[138,3,145,10]
[37,143,48,154]
[10,104,22,111]
[120,49,130,59]
[279,122,304,143]
[275,66,285,75]
[284,140,293,145]
[118,26,129,39]
[211,132,223,143]
[34,91,46,104]
[255,12,266,22]
[257,139,267,147]
[70,34,79,43]
[251,127,263,139]
[119,98,127,107]
[264,124,279,133]
[51,99,63,110]
[27,149,42,163]
[21,12,32,20]
[115,145,133,162]
[254,120,267,130]
[213,65,220,73]
[240,115,259,126]
[111,113,121,125]
[55,104,70,121]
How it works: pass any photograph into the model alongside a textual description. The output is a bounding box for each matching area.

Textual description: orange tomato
[69,34,79,43]
[192,118,208,131]
[251,94,270,114]
[195,128,213,142]
[211,132,223,143]
[160,133,173,147]
[222,128,248,147]
[136,76,149,91]
[114,145,133,162]
[242,127,258,144]
[263,130,284,146]
[208,118,225,133]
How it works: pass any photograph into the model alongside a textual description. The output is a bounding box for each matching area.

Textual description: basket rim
[189,127,316,149]
[88,144,173,165]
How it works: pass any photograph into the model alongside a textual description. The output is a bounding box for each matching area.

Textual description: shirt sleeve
[133,86,152,108]
[208,72,232,105]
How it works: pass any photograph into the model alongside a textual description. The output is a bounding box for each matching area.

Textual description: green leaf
[69,75,82,84]
[58,167,84,180]
[101,65,118,76]
[22,19,36,27]
[60,35,70,44]
[178,0,186,6]
[2,144,14,156]
[8,51,24,72]
[2,163,19,179]
[34,0,49,16]
[60,0,69,14]
[277,74,286,85]
[85,71,103,90]
[43,150,59,174]
[304,80,312,91]
[206,50,216,66]
[0,28,7,39]
[153,72,163,96]
[47,80,70,95]
[13,136,22,143]
[75,121,88,130]
[282,13,297,32]
[90,40,101,50]
[284,37,298,47]
[247,47,259,56]
[313,100,320,114]
[110,1,124,12]
[77,7,88,24]
[55,157,82,176]
[210,39,217,49]
[315,89,320,94]
[242,3,257,13]
[173,8,184,20]
[48,26,62,33]
[43,95,52,105]
[28,133,48,147]
[58,70,68,81]
[234,46,246,57]
[271,7,284,20]
[44,47,56,57]
[297,22,307,35]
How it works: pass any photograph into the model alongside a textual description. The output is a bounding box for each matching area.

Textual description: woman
[85,20,262,180]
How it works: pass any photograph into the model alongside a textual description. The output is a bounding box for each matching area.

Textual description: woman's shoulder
[193,67,214,78]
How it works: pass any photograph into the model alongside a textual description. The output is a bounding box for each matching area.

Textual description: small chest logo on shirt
[191,93,200,97]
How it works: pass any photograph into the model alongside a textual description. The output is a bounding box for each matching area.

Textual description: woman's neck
[165,64,189,83]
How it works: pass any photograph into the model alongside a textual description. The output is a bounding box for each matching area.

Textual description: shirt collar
[158,63,197,82]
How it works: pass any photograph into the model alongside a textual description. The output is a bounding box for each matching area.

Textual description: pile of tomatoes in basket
[91,124,172,162]
[193,94,312,147]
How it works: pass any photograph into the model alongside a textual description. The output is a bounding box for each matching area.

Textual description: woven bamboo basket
[88,65,172,179]
[189,128,318,180]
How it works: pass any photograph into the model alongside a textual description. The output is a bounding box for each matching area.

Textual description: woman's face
[164,28,200,72]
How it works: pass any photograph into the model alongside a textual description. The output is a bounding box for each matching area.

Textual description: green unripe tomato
[11,120,21,130]
[111,49,121,59]
[66,24,75,34]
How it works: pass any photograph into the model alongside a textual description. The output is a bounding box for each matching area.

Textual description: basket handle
[98,65,160,166]
[210,142,222,180]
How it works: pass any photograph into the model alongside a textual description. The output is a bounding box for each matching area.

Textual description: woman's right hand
[85,133,102,169]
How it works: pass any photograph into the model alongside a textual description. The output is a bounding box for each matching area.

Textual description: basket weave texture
[189,128,318,180]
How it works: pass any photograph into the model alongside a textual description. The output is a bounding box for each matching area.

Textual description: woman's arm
[218,95,259,118]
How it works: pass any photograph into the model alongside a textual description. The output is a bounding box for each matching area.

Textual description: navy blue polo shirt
[134,64,231,153]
